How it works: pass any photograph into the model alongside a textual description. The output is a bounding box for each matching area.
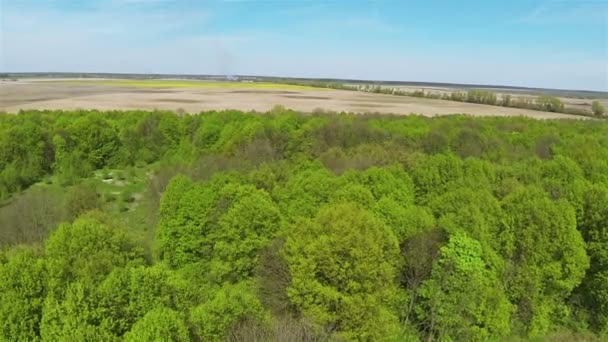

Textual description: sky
[0,0,607,91]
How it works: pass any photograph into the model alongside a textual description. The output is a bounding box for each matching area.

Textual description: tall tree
[416,233,512,341]
[502,187,589,336]
[283,203,403,340]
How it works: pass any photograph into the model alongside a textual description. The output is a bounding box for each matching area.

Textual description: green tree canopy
[0,247,46,341]
[283,203,403,340]
[124,307,189,342]
[502,187,589,336]
[45,213,143,294]
[416,233,512,341]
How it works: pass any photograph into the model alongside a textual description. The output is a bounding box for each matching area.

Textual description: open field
[53,79,322,90]
[0,79,591,119]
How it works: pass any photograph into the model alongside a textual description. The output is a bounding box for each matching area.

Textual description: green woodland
[1,108,607,341]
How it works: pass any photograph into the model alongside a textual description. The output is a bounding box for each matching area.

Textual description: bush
[592,100,605,117]
[467,89,497,105]
[63,182,100,221]
[536,96,564,112]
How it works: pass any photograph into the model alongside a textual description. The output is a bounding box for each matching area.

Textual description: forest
[1,108,607,341]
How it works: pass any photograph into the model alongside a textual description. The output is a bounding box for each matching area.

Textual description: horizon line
[2,71,607,94]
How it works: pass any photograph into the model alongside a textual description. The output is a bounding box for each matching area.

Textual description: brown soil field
[0,79,591,119]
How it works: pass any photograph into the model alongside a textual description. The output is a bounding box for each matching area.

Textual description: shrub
[592,100,605,117]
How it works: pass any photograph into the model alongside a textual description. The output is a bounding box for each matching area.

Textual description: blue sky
[1,0,607,91]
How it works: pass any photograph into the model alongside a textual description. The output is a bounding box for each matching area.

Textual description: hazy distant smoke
[215,44,235,77]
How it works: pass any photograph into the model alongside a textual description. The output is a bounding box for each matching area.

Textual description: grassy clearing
[53,79,322,90]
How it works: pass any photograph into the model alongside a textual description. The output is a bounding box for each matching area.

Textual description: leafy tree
[416,233,512,341]
[124,307,189,342]
[278,165,339,220]
[576,184,608,331]
[52,134,92,185]
[344,165,415,205]
[45,213,143,294]
[410,153,464,202]
[0,247,46,341]
[95,265,178,336]
[330,183,375,207]
[540,155,588,219]
[156,175,217,268]
[69,114,121,169]
[122,112,182,164]
[401,229,447,324]
[373,197,435,242]
[502,187,589,336]
[451,128,486,158]
[255,238,293,316]
[157,175,280,282]
[190,282,268,341]
[212,184,281,281]
[283,203,403,340]
[40,282,118,341]
[0,120,49,195]
[429,187,512,261]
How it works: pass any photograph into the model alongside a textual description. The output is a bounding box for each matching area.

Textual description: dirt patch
[155,98,200,103]
[282,95,331,100]
[352,103,391,108]
[230,90,298,95]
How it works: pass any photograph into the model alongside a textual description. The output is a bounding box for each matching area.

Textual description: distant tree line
[273,80,606,118]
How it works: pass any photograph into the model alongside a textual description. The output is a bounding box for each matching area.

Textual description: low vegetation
[1,109,608,341]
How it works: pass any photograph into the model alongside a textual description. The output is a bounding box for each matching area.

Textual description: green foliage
[0,247,46,341]
[53,134,93,185]
[278,164,339,219]
[373,197,435,242]
[45,213,143,293]
[284,203,403,340]
[157,175,280,283]
[69,114,121,169]
[190,281,268,341]
[410,153,463,202]
[124,307,189,342]
[40,281,119,341]
[502,187,589,336]
[467,89,498,105]
[213,185,281,281]
[344,165,415,204]
[430,186,511,259]
[536,96,565,112]
[156,175,214,268]
[63,182,101,221]
[95,265,177,335]
[416,233,512,341]
[1,110,608,340]
[591,100,605,117]
[576,184,608,332]
[0,186,64,246]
